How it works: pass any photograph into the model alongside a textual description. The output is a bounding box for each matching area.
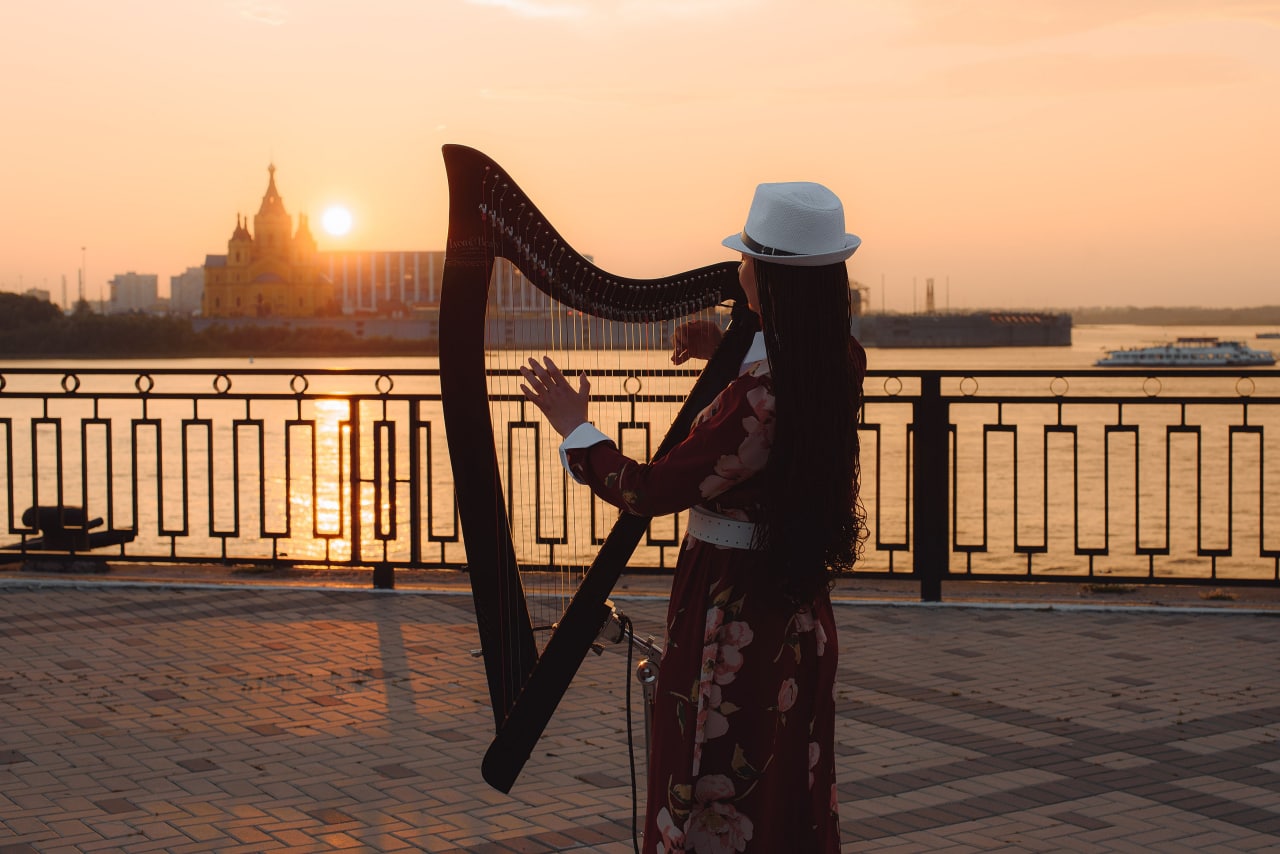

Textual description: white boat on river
[1095,336,1276,367]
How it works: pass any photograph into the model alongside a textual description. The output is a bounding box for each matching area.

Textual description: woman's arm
[568,375,772,517]
[520,355,773,517]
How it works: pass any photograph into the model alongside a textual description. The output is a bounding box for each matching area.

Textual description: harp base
[480,602,663,793]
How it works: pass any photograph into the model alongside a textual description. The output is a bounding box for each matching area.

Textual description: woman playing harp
[520,181,866,853]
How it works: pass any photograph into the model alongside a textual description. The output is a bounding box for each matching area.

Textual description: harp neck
[441,143,744,320]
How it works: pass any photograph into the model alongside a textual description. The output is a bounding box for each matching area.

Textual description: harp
[438,144,758,793]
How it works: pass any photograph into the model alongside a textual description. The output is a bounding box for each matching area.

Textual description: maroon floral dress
[565,358,841,854]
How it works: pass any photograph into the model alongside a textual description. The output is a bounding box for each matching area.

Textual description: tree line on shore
[1071,305,1280,326]
[0,293,433,358]
[3,292,1278,358]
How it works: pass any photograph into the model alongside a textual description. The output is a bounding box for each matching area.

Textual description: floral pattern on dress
[686,587,753,775]
[563,358,849,853]
[684,775,755,854]
[651,571,837,852]
[698,382,774,499]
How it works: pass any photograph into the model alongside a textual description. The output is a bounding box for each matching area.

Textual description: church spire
[257,163,287,217]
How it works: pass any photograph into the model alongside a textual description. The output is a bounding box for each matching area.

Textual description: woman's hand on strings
[671,319,723,365]
[519,356,591,439]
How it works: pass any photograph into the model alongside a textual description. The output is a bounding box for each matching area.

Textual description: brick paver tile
[1,583,1278,852]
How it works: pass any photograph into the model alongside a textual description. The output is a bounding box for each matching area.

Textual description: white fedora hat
[722,181,861,266]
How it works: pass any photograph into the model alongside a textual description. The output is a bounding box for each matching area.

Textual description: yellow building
[202,165,338,318]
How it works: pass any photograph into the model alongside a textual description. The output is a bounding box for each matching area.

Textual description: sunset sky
[2,0,1276,311]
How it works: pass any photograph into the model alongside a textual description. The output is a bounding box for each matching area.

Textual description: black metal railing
[1,365,1276,599]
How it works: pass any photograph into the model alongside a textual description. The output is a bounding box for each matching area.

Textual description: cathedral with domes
[202,165,339,318]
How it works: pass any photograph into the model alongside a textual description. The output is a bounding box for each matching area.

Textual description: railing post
[912,373,949,602]
[349,398,364,577]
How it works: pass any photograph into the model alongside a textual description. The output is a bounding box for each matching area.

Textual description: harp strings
[480,171,590,640]
[476,165,729,653]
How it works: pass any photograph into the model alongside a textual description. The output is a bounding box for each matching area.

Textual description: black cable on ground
[619,615,642,854]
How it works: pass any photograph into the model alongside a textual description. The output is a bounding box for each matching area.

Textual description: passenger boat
[1095,337,1276,367]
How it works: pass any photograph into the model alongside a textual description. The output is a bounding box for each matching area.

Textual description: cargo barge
[851,311,1072,348]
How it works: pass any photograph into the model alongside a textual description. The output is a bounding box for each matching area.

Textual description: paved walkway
[0,574,1277,852]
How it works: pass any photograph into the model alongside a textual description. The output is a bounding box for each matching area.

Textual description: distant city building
[202,165,338,318]
[320,251,443,314]
[23,287,51,303]
[170,266,204,315]
[315,253,556,315]
[107,272,159,314]
[202,163,581,321]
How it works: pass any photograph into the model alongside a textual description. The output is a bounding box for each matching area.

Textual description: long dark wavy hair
[753,259,866,603]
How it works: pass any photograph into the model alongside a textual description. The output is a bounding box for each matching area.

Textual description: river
[1,324,1277,587]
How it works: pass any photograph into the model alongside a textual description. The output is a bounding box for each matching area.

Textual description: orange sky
[1,0,1277,311]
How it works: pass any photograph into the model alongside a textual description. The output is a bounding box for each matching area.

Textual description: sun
[322,205,353,237]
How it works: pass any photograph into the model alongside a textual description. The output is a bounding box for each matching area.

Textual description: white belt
[687,507,761,550]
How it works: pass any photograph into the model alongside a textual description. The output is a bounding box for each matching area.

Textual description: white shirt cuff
[558,422,613,482]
